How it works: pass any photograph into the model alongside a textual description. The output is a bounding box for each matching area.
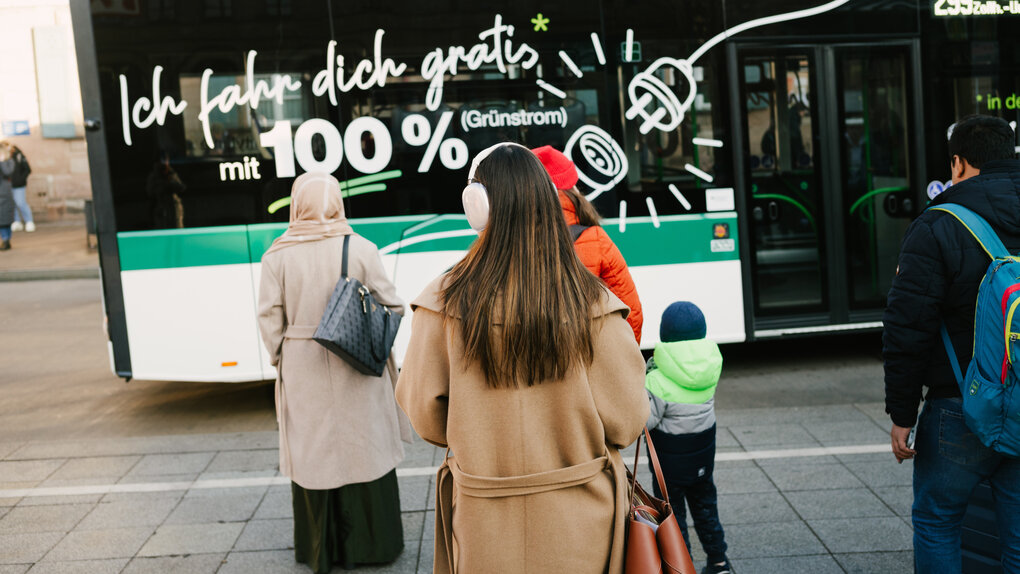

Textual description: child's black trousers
[647,425,728,564]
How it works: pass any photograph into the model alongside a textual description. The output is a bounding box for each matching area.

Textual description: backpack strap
[569,224,590,242]
[930,203,1007,390]
[940,323,964,387]
[929,203,1010,259]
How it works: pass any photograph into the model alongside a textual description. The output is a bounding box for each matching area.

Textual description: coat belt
[434,452,611,574]
[283,325,318,339]
[449,453,609,497]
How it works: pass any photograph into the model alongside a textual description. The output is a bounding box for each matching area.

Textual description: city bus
[70,0,1020,383]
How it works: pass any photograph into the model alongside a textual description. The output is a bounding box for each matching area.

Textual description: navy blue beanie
[660,301,707,342]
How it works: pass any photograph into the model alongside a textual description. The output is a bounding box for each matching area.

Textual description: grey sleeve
[646,390,666,430]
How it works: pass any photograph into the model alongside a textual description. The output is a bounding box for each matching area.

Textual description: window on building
[266,0,292,16]
[33,26,77,138]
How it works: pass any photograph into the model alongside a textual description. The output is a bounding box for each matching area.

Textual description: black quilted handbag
[313,235,402,376]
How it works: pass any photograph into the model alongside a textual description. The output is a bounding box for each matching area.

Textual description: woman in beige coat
[396,144,649,573]
[257,172,409,573]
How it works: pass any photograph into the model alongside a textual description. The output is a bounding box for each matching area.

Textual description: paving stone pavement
[0,403,916,573]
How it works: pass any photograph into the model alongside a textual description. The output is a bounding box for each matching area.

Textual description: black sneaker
[702,561,734,574]
[0,240,10,251]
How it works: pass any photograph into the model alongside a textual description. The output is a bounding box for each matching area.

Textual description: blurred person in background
[146,152,185,229]
[5,143,33,232]
[0,143,16,250]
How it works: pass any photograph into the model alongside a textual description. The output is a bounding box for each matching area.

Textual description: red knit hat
[531,145,579,190]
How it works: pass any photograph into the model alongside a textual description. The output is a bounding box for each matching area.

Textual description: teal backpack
[931,203,1020,458]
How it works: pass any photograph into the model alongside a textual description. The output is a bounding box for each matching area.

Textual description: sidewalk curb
[0,267,100,282]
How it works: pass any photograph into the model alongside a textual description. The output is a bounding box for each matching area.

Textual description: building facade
[0,0,90,222]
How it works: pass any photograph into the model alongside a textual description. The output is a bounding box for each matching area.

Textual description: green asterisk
[531,13,550,32]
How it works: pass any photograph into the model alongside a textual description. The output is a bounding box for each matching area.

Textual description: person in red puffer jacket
[533,145,643,343]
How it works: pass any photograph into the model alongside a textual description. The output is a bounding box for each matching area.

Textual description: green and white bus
[71,0,1019,382]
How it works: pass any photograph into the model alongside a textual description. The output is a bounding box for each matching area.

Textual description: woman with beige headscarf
[257,172,409,573]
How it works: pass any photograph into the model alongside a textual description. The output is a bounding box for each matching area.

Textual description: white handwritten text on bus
[117,15,540,151]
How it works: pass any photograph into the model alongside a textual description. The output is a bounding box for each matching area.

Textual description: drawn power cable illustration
[624,0,850,135]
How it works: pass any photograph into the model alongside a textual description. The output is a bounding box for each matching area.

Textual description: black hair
[948,115,1015,169]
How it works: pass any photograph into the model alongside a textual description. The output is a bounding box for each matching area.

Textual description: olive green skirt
[291,469,403,573]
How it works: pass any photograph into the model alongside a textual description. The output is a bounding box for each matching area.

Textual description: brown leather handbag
[625,428,698,574]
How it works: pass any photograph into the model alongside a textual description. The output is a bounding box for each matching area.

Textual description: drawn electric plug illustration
[625,58,697,135]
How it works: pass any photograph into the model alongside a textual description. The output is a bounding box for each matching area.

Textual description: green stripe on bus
[605,215,739,266]
[118,226,251,271]
[118,214,739,271]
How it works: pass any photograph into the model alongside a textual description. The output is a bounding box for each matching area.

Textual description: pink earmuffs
[462,142,528,232]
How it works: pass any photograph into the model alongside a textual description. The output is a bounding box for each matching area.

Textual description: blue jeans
[0,226,10,241]
[913,398,1020,573]
[12,187,32,224]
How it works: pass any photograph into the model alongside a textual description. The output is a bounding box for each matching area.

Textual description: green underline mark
[266,170,403,214]
[267,198,288,214]
[345,183,387,197]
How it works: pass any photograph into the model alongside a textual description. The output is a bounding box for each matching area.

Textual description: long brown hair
[443,145,605,388]
[562,186,602,227]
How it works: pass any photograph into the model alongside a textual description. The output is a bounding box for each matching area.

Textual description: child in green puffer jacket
[646,301,732,574]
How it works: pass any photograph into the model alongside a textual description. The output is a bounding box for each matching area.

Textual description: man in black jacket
[883,115,1020,573]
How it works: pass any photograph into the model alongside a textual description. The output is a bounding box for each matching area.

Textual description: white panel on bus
[385,250,470,366]
[121,264,265,382]
[630,261,746,345]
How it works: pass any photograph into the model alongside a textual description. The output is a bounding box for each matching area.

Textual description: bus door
[730,42,923,337]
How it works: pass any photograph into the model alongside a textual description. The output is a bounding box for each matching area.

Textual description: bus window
[741,53,827,314]
[837,47,913,310]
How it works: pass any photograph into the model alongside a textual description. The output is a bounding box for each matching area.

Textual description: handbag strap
[341,235,350,278]
[631,427,671,506]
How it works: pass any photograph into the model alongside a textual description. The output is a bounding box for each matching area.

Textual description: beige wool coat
[258,234,411,490]
[396,276,649,574]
